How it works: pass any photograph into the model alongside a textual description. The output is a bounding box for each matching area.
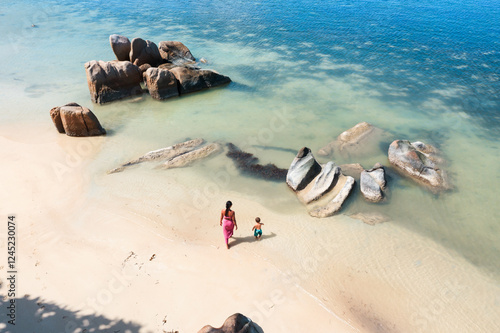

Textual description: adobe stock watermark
[178,107,297,222]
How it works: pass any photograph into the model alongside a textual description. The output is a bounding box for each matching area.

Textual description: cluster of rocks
[84,34,231,104]
[108,138,221,173]
[286,121,449,218]
[198,313,261,333]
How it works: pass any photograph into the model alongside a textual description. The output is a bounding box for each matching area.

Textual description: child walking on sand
[252,217,263,240]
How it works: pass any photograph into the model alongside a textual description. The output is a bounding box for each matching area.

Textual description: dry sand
[1,122,499,332]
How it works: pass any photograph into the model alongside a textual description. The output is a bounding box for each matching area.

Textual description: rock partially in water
[169,66,231,95]
[158,41,195,65]
[198,313,261,333]
[108,138,204,173]
[286,147,322,191]
[309,175,355,218]
[338,163,365,180]
[226,143,288,181]
[349,212,390,225]
[84,60,142,104]
[301,161,340,204]
[144,67,179,100]
[388,140,449,192]
[129,37,163,67]
[109,34,131,61]
[360,163,386,202]
[163,142,222,169]
[50,103,106,137]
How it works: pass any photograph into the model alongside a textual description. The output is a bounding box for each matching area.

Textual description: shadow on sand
[230,232,277,248]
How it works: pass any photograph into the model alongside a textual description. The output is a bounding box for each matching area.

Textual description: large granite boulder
[169,66,231,95]
[198,313,261,333]
[360,163,386,202]
[163,142,222,169]
[84,60,142,104]
[301,161,340,204]
[388,140,449,191]
[50,103,106,137]
[129,37,163,67]
[159,41,195,64]
[309,175,355,218]
[144,67,179,100]
[286,147,322,191]
[109,34,131,61]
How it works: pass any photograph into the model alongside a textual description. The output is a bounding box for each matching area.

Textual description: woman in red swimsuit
[220,201,238,249]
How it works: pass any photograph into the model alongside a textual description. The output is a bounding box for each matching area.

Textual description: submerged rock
[349,212,390,225]
[360,163,386,202]
[84,60,142,104]
[388,140,449,191]
[301,161,340,204]
[50,103,106,137]
[109,34,131,61]
[198,313,261,333]
[286,147,322,191]
[158,41,195,65]
[309,175,355,218]
[169,66,231,95]
[129,37,163,67]
[226,143,288,181]
[108,138,204,173]
[144,67,179,100]
[163,142,221,169]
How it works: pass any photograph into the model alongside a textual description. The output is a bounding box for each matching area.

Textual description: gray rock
[360,164,386,202]
[198,313,261,333]
[163,142,221,169]
[388,140,449,191]
[84,60,142,104]
[144,67,179,100]
[50,103,105,137]
[286,147,322,191]
[158,41,195,65]
[349,212,390,225]
[169,66,231,95]
[129,37,163,67]
[108,138,204,173]
[109,34,131,61]
[301,162,340,204]
[309,176,355,217]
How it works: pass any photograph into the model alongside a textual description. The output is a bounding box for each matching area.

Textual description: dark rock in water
[129,37,163,67]
[198,313,261,333]
[144,67,179,100]
[360,163,386,202]
[50,103,105,137]
[226,143,288,181]
[388,140,449,192]
[109,34,131,61]
[84,60,142,104]
[139,63,151,76]
[169,66,231,95]
[158,41,195,65]
[286,147,322,191]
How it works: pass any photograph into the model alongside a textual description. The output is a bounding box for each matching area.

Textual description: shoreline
[1,122,500,332]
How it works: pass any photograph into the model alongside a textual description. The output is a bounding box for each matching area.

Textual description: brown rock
[169,66,231,95]
[50,103,105,137]
[109,34,131,61]
[144,67,179,100]
[198,313,260,333]
[159,41,195,64]
[84,60,142,104]
[129,38,163,67]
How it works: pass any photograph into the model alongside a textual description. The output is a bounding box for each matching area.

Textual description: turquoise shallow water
[1,0,499,287]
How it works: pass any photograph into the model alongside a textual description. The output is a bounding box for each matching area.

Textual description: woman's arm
[233,212,237,230]
[220,210,223,226]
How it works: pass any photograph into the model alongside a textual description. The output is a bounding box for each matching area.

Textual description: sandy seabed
[1,122,499,333]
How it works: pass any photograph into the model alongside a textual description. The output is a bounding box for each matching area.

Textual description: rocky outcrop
[198,313,261,333]
[287,147,355,217]
[169,66,231,95]
[286,147,322,191]
[158,41,195,65]
[109,34,131,61]
[360,163,386,202]
[108,138,204,173]
[84,60,142,104]
[388,140,449,191]
[163,142,221,169]
[50,103,106,137]
[226,143,288,181]
[144,67,179,100]
[129,37,163,67]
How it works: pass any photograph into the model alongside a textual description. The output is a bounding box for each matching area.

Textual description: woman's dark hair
[225,201,232,216]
